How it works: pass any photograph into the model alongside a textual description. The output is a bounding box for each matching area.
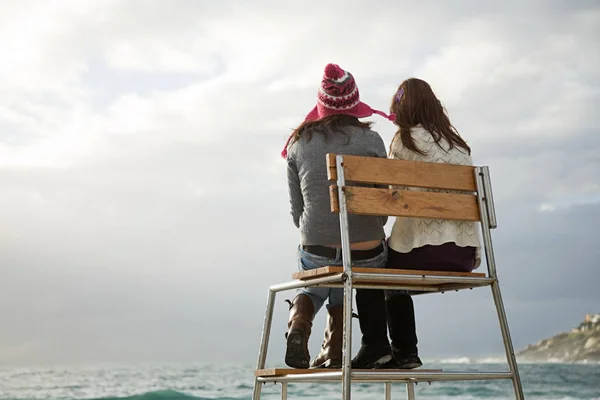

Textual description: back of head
[389,78,471,155]
[289,114,373,148]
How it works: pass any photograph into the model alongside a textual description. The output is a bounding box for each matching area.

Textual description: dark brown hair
[389,78,470,156]
[289,114,373,146]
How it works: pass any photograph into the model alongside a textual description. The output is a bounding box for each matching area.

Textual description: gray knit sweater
[286,125,388,246]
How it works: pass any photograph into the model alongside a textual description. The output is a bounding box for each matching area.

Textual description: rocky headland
[517,314,600,363]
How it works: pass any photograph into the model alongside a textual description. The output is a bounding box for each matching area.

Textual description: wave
[89,390,247,400]
[430,356,474,364]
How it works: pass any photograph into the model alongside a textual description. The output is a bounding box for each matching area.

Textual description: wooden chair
[253,154,524,400]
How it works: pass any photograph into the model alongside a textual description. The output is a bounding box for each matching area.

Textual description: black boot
[385,294,423,369]
[351,289,394,369]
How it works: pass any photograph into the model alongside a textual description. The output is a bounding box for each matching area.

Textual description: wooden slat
[293,266,485,280]
[329,185,339,215]
[326,153,337,182]
[330,186,480,221]
[256,368,443,377]
[326,153,476,191]
[293,265,341,280]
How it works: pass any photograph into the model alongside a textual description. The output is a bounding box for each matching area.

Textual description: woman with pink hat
[282,63,396,370]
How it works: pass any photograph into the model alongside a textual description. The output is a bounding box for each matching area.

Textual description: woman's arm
[388,134,411,192]
[389,134,413,161]
[287,158,304,228]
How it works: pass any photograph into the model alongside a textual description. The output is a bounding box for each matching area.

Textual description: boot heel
[285,329,309,369]
[395,355,423,370]
[351,345,393,369]
[371,354,394,369]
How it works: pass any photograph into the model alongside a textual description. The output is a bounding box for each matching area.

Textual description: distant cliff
[517,314,600,362]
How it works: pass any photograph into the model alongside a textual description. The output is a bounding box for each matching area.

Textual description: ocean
[1,361,599,400]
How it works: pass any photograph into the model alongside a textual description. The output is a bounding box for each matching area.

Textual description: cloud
[0,0,599,364]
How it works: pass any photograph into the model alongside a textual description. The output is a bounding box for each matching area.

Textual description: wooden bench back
[327,154,480,221]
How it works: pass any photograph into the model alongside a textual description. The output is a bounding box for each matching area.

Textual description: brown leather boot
[310,304,343,369]
[285,294,314,369]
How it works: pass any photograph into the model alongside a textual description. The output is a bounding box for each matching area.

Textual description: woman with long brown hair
[282,63,396,369]
[353,78,482,370]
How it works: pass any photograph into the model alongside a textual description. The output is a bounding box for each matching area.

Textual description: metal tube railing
[406,380,415,400]
[257,370,514,383]
[253,288,276,400]
[281,382,287,400]
[474,167,524,400]
[337,155,354,400]
[481,166,498,229]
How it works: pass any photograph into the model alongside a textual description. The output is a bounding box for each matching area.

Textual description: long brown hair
[389,78,470,156]
[289,114,373,147]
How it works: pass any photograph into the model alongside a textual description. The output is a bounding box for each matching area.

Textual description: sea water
[1,361,599,400]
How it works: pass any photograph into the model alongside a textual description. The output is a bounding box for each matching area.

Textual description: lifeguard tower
[252,154,524,399]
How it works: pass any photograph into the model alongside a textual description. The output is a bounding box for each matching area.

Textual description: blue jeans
[296,241,388,316]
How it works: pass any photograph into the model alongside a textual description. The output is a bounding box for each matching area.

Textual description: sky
[0,0,599,366]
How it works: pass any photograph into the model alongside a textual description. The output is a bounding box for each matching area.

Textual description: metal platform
[255,368,512,383]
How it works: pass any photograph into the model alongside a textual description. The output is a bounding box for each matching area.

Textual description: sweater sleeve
[287,157,304,228]
[388,134,412,191]
[372,133,388,159]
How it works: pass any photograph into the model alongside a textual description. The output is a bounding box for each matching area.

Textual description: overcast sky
[0,0,598,366]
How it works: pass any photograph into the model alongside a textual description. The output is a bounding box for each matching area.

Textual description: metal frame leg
[337,155,354,400]
[385,382,392,400]
[475,168,524,400]
[490,281,524,400]
[281,382,288,400]
[406,380,415,400]
[253,289,276,400]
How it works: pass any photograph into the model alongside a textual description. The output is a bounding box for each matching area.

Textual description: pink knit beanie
[281,63,395,158]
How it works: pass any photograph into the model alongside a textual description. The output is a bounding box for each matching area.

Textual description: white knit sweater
[387,125,483,268]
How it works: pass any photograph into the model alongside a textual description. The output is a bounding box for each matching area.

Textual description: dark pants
[387,242,476,273]
[384,242,477,355]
